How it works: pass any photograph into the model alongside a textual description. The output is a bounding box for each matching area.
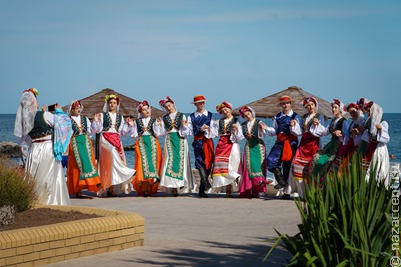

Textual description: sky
[0,0,400,114]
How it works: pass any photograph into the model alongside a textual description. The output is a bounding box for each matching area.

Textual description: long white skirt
[365,143,390,187]
[159,137,194,193]
[212,143,241,192]
[97,134,136,195]
[25,141,71,205]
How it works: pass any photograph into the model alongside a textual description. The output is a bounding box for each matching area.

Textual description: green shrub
[0,157,36,212]
[265,156,397,266]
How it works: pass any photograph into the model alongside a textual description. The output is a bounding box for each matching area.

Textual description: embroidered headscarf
[368,102,383,140]
[239,105,255,118]
[216,101,233,113]
[103,94,120,113]
[68,100,83,116]
[302,97,319,111]
[14,88,39,138]
[159,96,175,111]
[137,100,151,118]
[331,99,345,115]
[53,108,73,162]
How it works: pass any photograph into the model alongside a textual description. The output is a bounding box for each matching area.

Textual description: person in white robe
[91,93,136,197]
[14,88,71,205]
[357,100,390,187]
[208,101,243,197]
[155,96,194,196]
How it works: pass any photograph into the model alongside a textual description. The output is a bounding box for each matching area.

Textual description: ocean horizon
[1,113,400,171]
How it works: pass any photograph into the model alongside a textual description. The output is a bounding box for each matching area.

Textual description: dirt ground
[0,208,100,231]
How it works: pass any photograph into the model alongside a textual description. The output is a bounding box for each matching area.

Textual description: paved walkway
[46,189,301,267]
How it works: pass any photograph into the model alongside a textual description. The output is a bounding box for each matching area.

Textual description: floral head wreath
[216,101,232,113]
[105,94,120,104]
[27,88,39,97]
[239,105,254,118]
[302,97,318,111]
[103,94,120,112]
[357,98,374,110]
[345,102,358,112]
[159,96,174,110]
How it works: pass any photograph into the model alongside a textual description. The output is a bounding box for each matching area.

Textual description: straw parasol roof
[232,86,335,118]
[62,88,165,119]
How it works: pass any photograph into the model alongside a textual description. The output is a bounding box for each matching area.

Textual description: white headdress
[369,103,383,139]
[68,100,84,116]
[14,88,39,138]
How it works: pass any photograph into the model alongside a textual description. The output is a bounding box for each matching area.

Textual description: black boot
[198,168,212,191]
[272,168,286,189]
[198,183,208,198]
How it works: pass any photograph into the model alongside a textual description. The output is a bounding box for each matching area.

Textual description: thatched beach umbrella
[232,86,335,118]
[62,88,165,119]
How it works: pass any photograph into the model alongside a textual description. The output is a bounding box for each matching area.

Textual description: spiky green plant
[265,155,397,266]
[0,157,36,212]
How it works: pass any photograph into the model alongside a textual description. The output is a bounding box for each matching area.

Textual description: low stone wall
[0,205,145,267]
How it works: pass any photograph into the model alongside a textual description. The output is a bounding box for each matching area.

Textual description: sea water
[1,113,400,169]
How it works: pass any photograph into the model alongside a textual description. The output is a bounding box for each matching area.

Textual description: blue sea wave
[1,113,400,168]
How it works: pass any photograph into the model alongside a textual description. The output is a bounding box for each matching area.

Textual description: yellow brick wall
[0,205,145,267]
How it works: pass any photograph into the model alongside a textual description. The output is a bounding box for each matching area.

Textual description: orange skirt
[67,140,102,195]
[132,136,162,196]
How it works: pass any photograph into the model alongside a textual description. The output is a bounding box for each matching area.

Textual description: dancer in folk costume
[67,100,102,198]
[356,99,390,187]
[311,99,349,177]
[92,94,136,197]
[344,102,365,155]
[210,101,243,197]
[338,102,365,174]
[156,96,194,197]
[238,106,269,198]
[125,100,163,197]
[14,88,72,205]
[290,97,324,199]
[187,95,215,198]
[265,95,302,199]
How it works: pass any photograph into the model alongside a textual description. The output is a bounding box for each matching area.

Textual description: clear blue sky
[1,0,400,114]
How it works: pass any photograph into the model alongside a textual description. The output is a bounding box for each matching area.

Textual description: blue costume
[267,111,301,190]
[189,111,214,196]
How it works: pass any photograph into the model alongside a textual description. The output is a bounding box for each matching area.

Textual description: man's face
[280,101,291,113]
[195,101,205,111]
